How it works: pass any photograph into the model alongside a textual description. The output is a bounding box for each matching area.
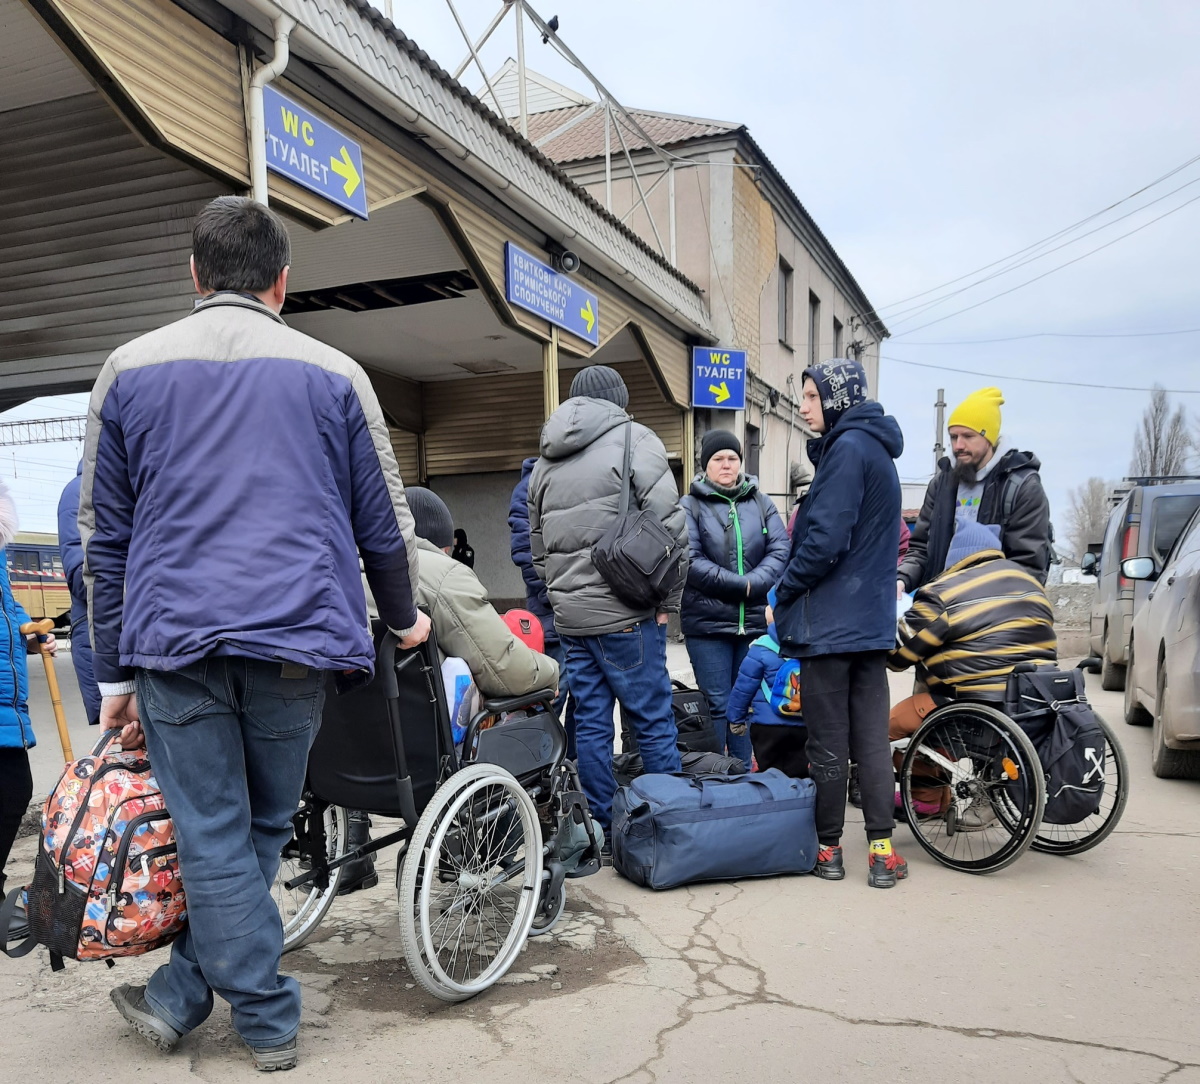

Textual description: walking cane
[19,618,73,762]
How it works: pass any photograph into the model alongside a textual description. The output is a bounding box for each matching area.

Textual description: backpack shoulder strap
[0,887,37,961]
[1001,468,1033,524]
[617,422,634,517]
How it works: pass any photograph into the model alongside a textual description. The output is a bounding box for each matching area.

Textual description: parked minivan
[1084,480,1200,691]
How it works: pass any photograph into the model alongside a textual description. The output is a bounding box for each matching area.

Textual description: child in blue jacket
[726,592,808,779]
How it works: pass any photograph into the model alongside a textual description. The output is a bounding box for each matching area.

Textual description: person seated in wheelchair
[346,486,560,892]
[888,521,1056,817]
[366,487,559,697]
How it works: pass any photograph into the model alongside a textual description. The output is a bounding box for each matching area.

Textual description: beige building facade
[499,65,889,511]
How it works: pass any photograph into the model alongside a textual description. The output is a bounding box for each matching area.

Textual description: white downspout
[248,14,296,205]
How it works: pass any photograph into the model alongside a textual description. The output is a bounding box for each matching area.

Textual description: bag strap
[0,888,37,961]
[617,422,634,518]
[691,773,776,807]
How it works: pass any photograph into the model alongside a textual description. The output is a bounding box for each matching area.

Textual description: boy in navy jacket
[726,595,808,778]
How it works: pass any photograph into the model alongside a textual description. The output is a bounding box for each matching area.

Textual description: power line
[900,327,1200,345]
[874,149,1200,315]
[890,191,1200,338]
[882,353,1200,394]
[884,174,1200,327]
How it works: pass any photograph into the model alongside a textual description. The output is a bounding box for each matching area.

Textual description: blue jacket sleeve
[745,496,791,598]
[57,474,85,604]
[684,499,747,602]
[508,474,550,610]
[726,648,768,725]
[776,440,866,604]
[345,388,419,635]
[81,377,137,686]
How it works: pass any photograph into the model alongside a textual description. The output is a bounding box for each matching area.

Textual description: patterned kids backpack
[758,638,803,720]
[1,733,186,971]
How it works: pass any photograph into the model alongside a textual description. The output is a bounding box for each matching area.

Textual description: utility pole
[933,388,946,472]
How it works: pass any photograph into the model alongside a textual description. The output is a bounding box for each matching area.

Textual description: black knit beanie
[406,487,454,550]
[700,429,742,468]
[569,365,629,409]
[802,358,869,430]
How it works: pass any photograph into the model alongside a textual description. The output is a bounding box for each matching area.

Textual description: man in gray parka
[528,366,685,843]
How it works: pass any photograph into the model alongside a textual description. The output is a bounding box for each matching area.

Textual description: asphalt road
[5,655,1199,1083]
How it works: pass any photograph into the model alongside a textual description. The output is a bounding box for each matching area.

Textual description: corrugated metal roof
[527,104,739,164]
[253,0,710,333]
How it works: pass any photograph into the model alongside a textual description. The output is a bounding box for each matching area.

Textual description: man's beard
[951,457,980,485]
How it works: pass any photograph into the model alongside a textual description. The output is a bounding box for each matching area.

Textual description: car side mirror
[1080,552,1098,576]
[1121,556,1156,581]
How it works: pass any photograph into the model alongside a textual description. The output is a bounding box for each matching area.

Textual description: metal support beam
[543,327,560,419]
[682,407,695,479]
[514,0,529,137]
[668,163,677,266]
[610,110,666,256]
[446,0,505,117]
[451,3,511,80]
[604,102,612,211]
[0,416,87,447]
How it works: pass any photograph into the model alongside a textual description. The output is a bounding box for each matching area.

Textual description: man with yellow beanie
[898,386,1052,593]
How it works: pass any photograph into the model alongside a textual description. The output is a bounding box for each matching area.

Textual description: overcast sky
[8,1,1200,539]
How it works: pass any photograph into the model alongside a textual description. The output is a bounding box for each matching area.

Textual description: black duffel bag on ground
[591,423,686,611]
[620,680,722,757]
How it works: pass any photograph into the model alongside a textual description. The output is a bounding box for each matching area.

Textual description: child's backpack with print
[1,733,186,971]
[761,650,803,720]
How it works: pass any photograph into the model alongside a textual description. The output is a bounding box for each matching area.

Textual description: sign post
[262,86,368,219]
[691,347,747,410]
[504,242,600,346]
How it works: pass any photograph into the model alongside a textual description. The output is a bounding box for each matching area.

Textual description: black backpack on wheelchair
[1003,667,1106,825]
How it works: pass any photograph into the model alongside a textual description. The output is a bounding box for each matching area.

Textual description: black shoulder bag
[591,423,686,610]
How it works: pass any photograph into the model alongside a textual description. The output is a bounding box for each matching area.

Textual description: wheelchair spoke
[400,766,541,999]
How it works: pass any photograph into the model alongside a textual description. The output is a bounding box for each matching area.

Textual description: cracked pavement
[5,666,1199,1082]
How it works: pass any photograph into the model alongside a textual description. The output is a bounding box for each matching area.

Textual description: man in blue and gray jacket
[81,196,428,1071]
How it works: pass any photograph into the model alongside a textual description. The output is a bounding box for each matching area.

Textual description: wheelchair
[892,663,1129,874]
[270,623,603,1002]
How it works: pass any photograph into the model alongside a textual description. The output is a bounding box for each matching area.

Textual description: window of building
[808,292,821,368]
[833,317,843,359]
[777,258,793,347]
[744,423,761,479]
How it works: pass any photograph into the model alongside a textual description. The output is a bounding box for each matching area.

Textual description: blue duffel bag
[611,769,818,890]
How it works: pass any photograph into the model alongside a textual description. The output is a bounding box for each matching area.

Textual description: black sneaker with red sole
[810,845,846,880]
[867,850,909,889]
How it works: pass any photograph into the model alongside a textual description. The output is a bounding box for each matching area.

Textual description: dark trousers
[801,651,893,844]
[750,723,809,779]
[0,746,33,899]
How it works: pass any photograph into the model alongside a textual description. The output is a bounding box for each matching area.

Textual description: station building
[0,0,883,601]
[491,63,890,508]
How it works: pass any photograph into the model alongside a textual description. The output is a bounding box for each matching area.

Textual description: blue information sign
[692,347,747,410]
[263,86,368,219]
[504,242,600,345]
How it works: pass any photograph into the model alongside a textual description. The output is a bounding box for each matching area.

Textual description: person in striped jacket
[888,520,1057,739]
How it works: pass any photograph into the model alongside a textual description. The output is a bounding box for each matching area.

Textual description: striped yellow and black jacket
[888,549,1057,701]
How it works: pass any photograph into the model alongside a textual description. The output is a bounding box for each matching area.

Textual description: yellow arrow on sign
[580,299,596,335]
[709,381,731,404]
[329,146,361,197]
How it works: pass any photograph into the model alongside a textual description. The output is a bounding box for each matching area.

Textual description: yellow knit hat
[948,386,1004,444]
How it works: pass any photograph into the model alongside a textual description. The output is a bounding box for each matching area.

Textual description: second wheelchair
[893,664,1128,874]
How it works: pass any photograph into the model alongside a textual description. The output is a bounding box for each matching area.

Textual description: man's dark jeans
[800,651,893,845]
[562,621,681,832]
[135,657,324,1049]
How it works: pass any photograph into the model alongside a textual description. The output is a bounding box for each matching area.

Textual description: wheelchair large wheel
[274,799,348,953]
[899,703,1046,874]
[1032,715,1129,855]
[398,762,542,1002]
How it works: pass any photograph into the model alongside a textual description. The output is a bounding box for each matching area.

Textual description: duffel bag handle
[692,773,777,808]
